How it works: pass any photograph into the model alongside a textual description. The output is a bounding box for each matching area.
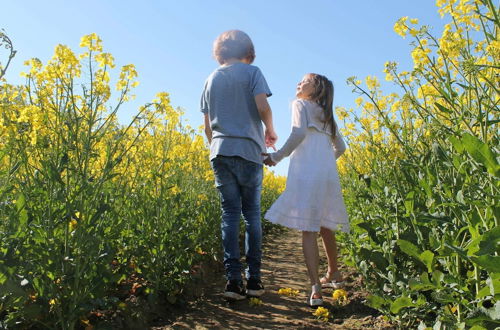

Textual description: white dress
[264,99,350,233]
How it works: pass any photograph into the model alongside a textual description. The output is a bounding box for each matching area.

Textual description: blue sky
[2,1,446,175]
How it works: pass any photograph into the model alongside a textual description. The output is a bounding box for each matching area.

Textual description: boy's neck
[222,58,251,66]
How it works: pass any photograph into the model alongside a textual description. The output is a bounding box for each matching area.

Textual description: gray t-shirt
[201,62,272,164]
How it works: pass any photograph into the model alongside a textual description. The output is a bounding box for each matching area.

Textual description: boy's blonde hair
[213,30,256,64]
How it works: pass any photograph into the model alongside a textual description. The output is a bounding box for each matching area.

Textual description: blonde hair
[213,30,256,64]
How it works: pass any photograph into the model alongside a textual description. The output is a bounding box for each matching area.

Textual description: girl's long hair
[308,73,337,139]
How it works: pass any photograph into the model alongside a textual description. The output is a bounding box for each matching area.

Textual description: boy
[200,30,277,301]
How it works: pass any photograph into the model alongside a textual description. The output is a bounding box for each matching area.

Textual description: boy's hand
[265,129,277,150]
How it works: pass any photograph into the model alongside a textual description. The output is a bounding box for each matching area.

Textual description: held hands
[262,153,277,166]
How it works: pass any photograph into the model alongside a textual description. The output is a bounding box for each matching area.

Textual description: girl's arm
[268,100,307,163]
[333,131,346,159]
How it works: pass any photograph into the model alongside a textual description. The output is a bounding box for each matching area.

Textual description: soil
[150,228,395,330]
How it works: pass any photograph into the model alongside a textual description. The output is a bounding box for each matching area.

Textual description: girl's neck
[298,96,316,103]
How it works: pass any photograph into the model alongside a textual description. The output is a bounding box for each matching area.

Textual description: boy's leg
[236,159,263,281]
[211,157,243,282]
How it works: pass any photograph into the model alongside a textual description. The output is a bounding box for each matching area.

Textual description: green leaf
[404,191,415,216]
[356,222,381,244]
[432,290,455,303]
[449,135,464,153]
[419,250,435,273]
[469,326,487,330]
[16,193,28,227]
[366,294,388,309]
[397,239,422,259]
[390,296,414,314]
[487,275,500,297]
[470,255,500,273]
[434,102,452,113]
[418,177,432,198]
[359,248,389,270]
[476,226,500,256]
[477,285,490,299]
[432,270,444,287]
[444,243,469,260]
[461,133,500,177]
[456,190,466,204]
[409,273,436,291]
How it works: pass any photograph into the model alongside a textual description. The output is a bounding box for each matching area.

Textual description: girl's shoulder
[293,98,319,109]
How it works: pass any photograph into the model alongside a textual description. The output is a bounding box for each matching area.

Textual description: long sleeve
[332,131,347,159]
[269,101,308,163]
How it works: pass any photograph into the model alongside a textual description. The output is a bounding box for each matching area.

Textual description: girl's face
[296,74,316,99]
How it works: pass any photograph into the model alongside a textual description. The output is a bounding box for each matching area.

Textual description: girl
[263,73,349,307]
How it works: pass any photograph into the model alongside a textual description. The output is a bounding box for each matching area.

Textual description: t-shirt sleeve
[251,67,272,97]
[200,80,209,114]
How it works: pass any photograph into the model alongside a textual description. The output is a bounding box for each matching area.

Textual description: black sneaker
[223,280,246,301]
[246,278,265,297]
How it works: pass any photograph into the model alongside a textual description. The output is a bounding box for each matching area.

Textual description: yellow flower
[277,287,299,296]
[69,219,78,231]
[95,52,115,68]
[332,289,348,303]
[49,298,56,305]
[249,297,263,307]
[80,33,103,52]
[365,75,380,90]
[335,106,349,120]
[394,16,409,38]
[313,306,330,322]
[355,97,363,107]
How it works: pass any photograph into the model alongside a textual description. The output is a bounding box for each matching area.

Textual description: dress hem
[264,210,350,233]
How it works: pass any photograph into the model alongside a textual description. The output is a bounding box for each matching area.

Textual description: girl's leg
[302,231,323,306]
[302,231,320,286]
[320,227,343,281]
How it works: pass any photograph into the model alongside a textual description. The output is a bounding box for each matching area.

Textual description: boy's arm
[254,93,277,148]
[204,113,212,144]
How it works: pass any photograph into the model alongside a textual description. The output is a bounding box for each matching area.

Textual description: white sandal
[309,284,323,307]
[320,271,345,289]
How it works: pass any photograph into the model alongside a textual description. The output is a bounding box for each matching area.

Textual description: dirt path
[154,229,394,329]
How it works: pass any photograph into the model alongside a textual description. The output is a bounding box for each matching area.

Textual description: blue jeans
[211,156,263,281]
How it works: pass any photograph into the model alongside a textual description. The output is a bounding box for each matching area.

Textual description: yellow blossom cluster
[313,306,330,322]
[0,33,286,328]
[277,287,299,296]
[248,297,263,307]
[332,289,348,304]
[1,33,285,223]
[341,0,498,177]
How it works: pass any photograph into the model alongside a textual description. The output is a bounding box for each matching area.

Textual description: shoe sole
[309,298,324,307]
[223,291,246,301]
[321,281,345,289]
[246,289,265,297]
